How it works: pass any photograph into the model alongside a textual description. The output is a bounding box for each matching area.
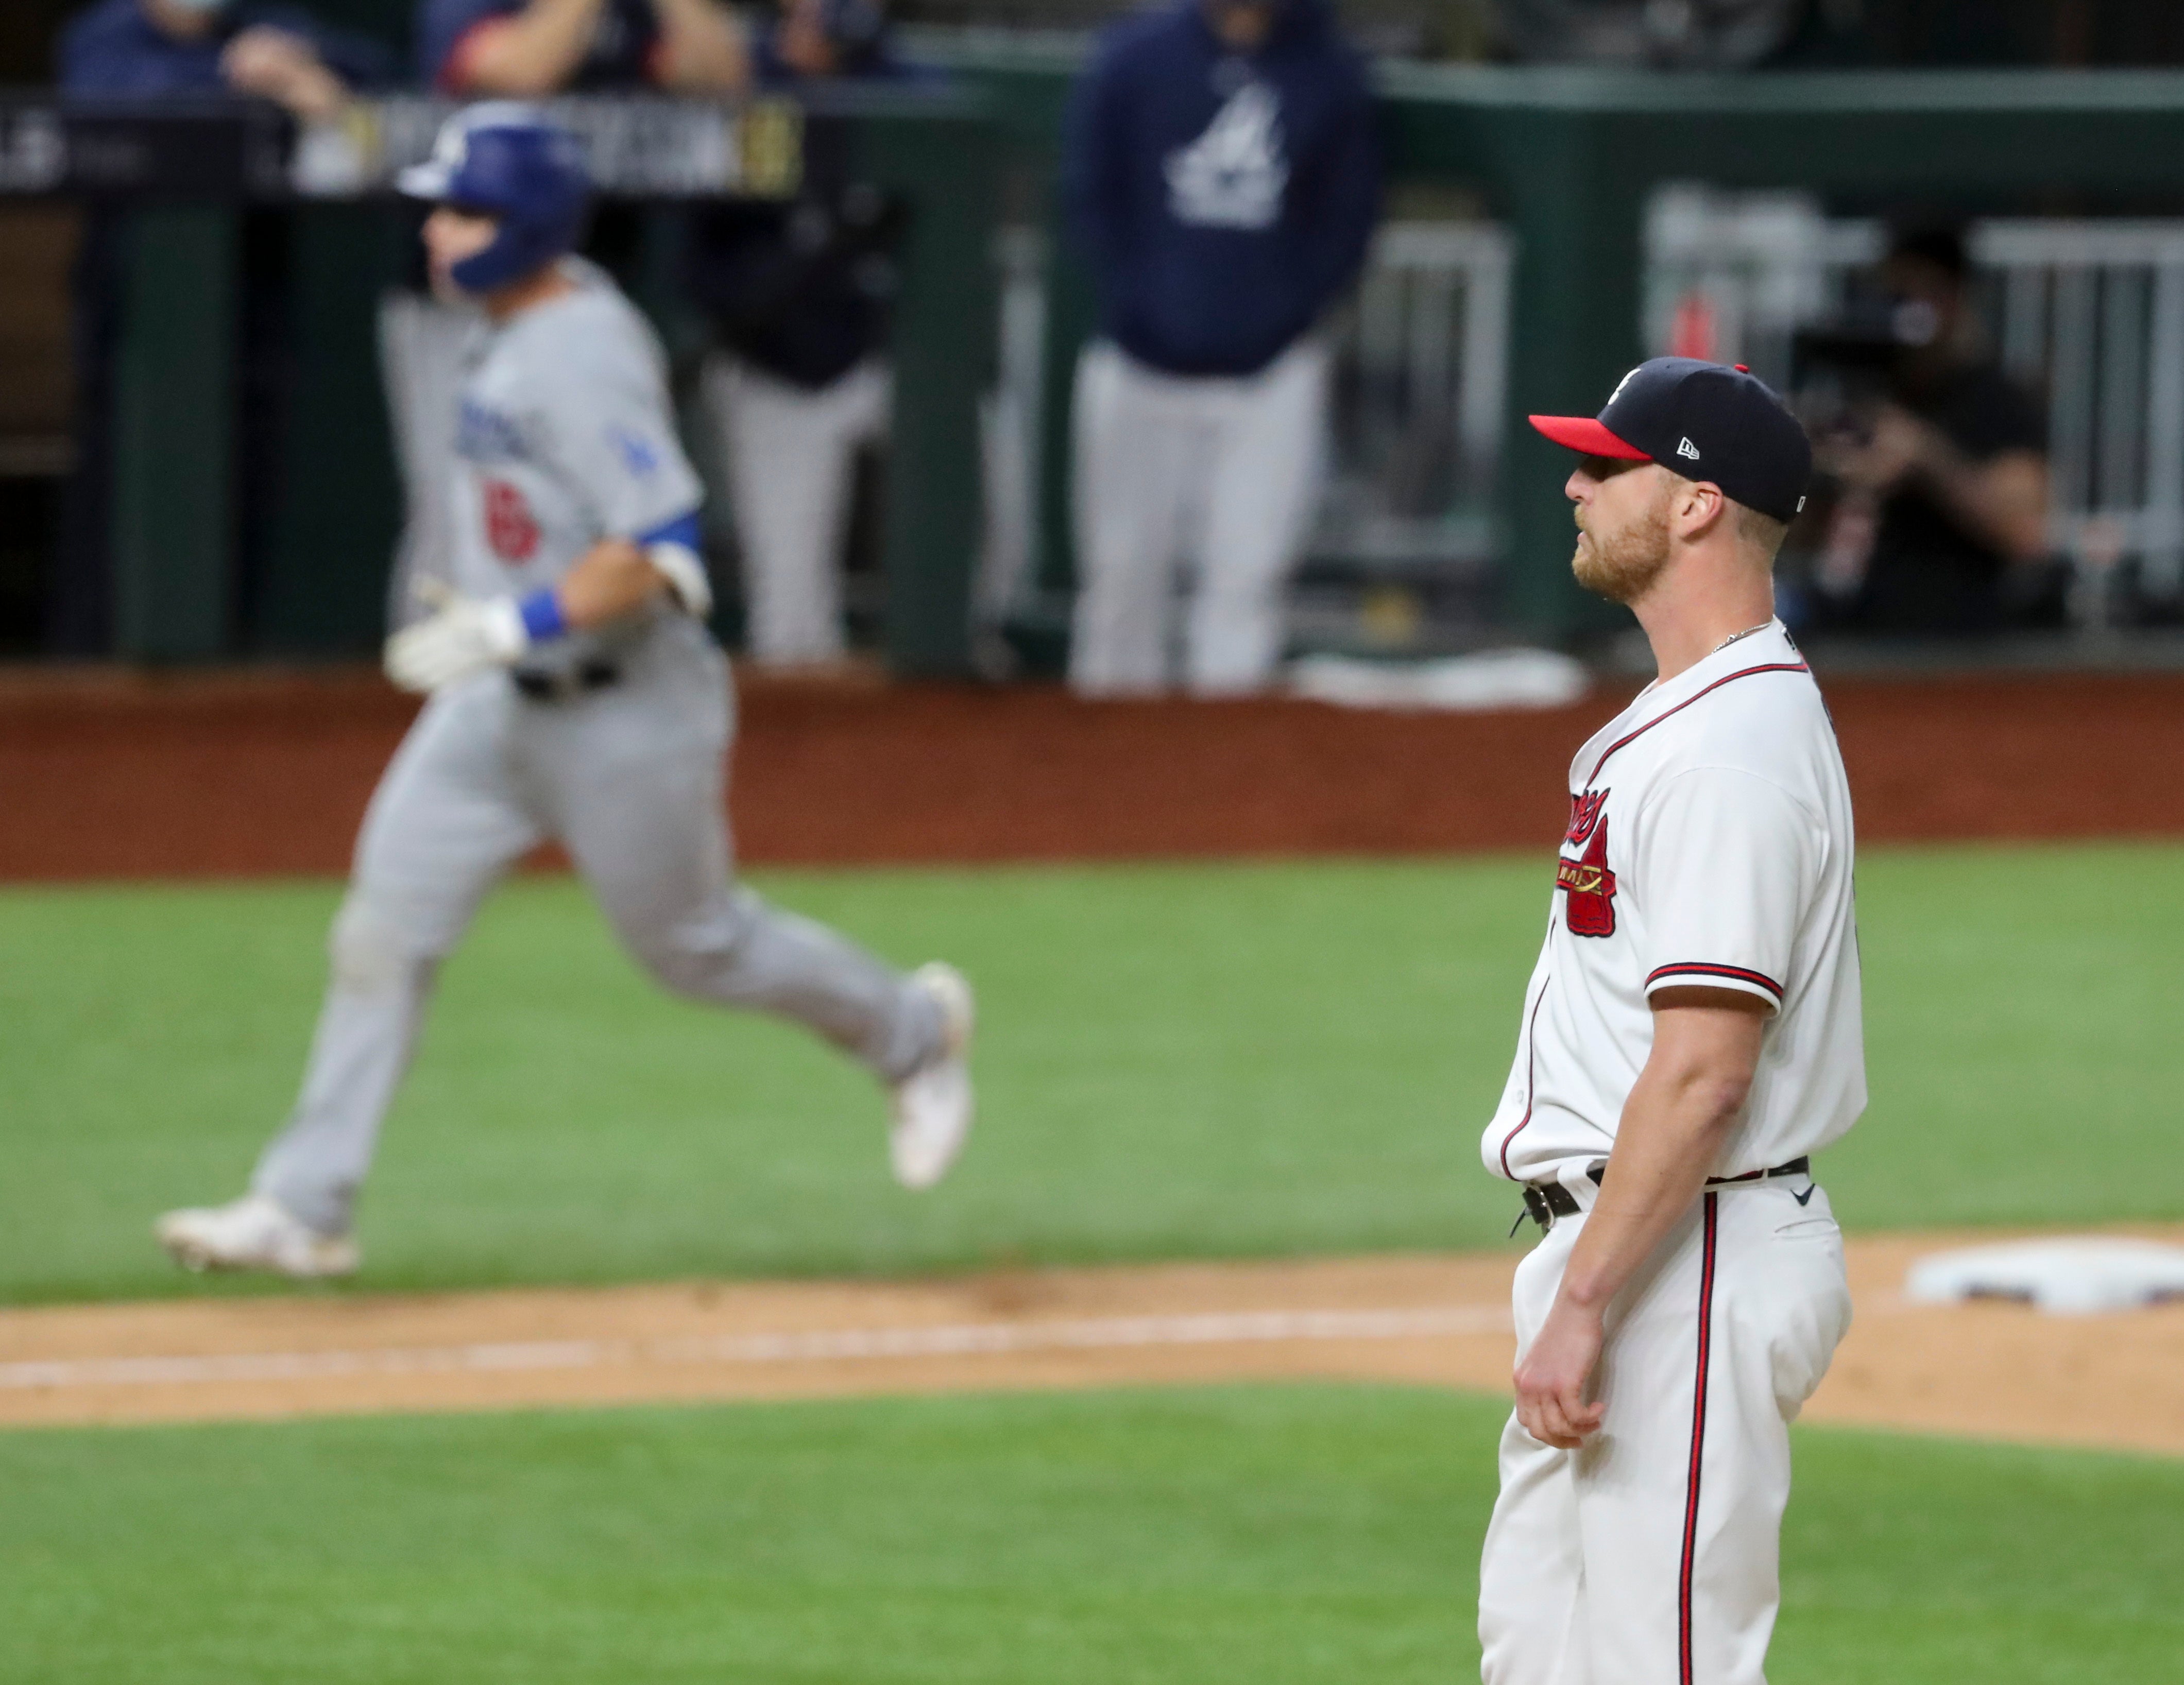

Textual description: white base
[1904,1237,2184,1316]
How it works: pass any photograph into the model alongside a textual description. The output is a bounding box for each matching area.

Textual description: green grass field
[2,1385,2177,1684]
[5,842,2178,1683]
[3,840,2179,1302]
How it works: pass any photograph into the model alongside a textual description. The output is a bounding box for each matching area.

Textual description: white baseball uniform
[699,352,891,666]
[1477,621,1864,1685]
[1068,335,1329,696]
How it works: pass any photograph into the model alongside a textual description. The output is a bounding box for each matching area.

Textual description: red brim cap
[1527,415,1652,460]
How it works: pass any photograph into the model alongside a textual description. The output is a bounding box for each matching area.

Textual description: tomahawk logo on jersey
[1485,621,1866,1190]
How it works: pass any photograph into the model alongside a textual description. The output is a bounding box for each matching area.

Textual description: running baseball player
[157,105,973,1279]
[1477,358,1862,1684]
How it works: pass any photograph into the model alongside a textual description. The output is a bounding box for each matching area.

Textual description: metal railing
[1645,187,2184,608]
[985,218,1517,648]
[1976,220,2184,595]
[1315,219,1514,571]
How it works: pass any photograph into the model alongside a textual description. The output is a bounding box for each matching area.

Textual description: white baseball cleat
[155,1194,360,1279]
[890,962,976,1190]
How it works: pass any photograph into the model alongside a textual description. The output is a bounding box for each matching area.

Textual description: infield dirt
[5,1230,2180,1454]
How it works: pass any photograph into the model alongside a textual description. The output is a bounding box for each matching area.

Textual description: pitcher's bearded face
[1571,463,1674,605]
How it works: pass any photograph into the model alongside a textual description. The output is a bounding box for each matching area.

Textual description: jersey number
[483,479,540,564]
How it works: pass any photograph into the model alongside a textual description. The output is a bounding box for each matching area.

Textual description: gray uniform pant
[253,622,940,1236]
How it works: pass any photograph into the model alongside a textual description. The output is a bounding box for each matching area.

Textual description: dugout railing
[922,36,2184,645]
[20,61,2184,667]
[0,88,998,672]
[1647,193,2184,617]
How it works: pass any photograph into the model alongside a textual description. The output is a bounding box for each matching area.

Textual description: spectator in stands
[52,1,393,656]
[417,0,746,95]
[1818,224,2054,635]
[59,0,389,117]
[1062,0,1379,695]
[684,0,923,669]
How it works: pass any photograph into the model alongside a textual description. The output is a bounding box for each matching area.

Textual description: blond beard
[1572,491,1673,606]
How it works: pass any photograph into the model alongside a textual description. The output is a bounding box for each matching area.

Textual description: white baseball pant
[250,617,943,1237]
[1068,337,1329,696]
[1479,1176,1853,1685]
[700,353,891,667]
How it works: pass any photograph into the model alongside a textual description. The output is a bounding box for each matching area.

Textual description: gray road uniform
[253,262,943,1236]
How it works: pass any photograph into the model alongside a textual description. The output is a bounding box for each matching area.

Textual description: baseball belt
[1516,1156,1812,1236]
[512,660,621,701]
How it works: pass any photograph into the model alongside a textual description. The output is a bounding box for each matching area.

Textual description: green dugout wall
[60,90,995,672]
[69,61,2184,666]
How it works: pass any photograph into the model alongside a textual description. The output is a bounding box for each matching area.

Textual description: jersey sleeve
[531,331,705,544]
[1630,767,1826,1015]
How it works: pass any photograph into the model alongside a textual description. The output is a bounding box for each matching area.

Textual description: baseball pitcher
[1478,359,1862,1684]
[158,106,974,1279]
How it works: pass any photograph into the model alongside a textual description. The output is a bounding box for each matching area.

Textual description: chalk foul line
[0,1304,1513,1392]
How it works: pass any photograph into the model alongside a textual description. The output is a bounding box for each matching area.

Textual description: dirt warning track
[6,667,2184,880]
[4,1232,2180,1455]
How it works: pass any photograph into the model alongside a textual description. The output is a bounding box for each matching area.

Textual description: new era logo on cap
[1527,357,1813,525]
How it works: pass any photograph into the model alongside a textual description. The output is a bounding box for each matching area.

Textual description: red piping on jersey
[1678,1193,1721,1685]
[1496,953,1555,1178]
[1646,961,1785,1003]
[1585,663,1810,785]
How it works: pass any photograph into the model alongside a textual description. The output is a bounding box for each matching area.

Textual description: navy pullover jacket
[1063,0,1379,379]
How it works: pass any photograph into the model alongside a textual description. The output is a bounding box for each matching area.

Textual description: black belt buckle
[512,661,620,702]
[1513,1181,1579,1237]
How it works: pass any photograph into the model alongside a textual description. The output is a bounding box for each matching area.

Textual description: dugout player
[1478,359,1862,1685]
[60,0,387,117]
[417,0,746,96]
[685,0,923,669]
[1061,0,1378,695]
[53,0,394,655]
[157,108,974,1279]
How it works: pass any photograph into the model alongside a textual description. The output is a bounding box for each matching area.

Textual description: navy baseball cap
[1529,357,1813,525]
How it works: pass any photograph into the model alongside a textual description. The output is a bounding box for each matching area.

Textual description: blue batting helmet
[399,104,591,295]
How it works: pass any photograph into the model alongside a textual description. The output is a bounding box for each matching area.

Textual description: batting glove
[647,541,713,622]
[384,587,531,694]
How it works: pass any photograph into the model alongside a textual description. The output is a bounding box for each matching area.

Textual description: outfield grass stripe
[2,1386,2179,1684]
[5,846,2180,1306]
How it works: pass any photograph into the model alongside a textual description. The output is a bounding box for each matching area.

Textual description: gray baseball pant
[252,620,942,1236]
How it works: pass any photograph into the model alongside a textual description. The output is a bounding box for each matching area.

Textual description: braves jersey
[1482,622,1865,1189]
[450,260,703,668]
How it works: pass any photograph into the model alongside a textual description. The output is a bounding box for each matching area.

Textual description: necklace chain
[1710,621,1774,657]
